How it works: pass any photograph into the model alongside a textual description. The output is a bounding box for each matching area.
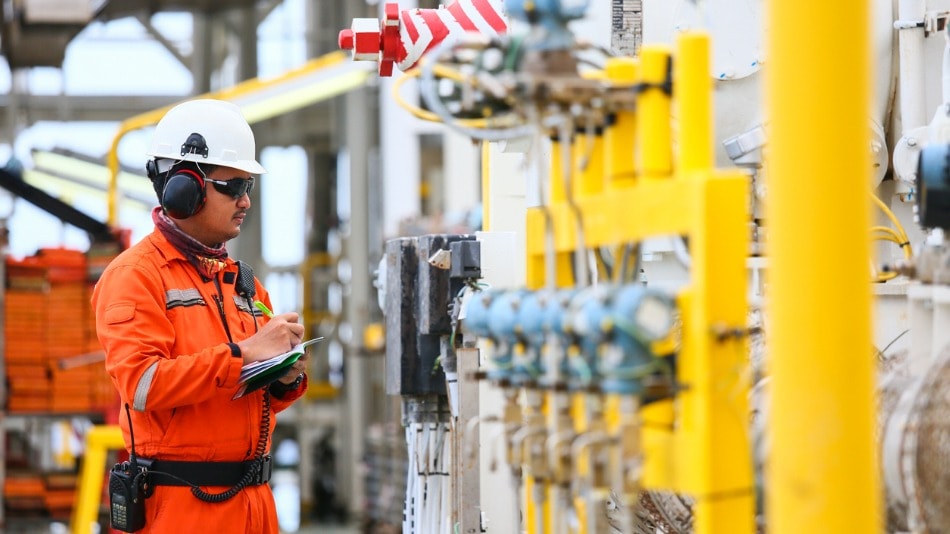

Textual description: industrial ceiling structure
[0,0,359,146]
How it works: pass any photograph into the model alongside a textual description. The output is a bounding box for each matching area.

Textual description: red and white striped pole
[338,0,508,77]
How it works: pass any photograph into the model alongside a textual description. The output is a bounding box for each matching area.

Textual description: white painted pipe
[898,0,928,130]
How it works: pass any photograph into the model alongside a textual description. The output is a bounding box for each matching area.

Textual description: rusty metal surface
[878,349,913,532]
[633,491,695,533]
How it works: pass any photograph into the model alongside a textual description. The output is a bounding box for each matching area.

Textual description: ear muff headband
[161,167,207,220]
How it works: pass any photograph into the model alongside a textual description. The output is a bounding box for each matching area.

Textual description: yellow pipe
[637,45,673,178]
[675,33,713,174]
[522,392,549,534]
[544,389,572,531]
[71,425,125,534]
[526,136,576,289]
[640,399,675,488]
[671,32,753,534]
[764,1,880,532]
[570,391,590,533]
[482,140,491,232]
[106,107,168,225]
[605,58,639,189]
[573,125,605,198]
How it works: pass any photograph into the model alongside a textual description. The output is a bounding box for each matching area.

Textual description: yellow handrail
[70,425,125,534]
[106,50,370,226]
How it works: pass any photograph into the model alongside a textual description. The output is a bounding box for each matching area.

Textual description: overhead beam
[136,12,190,69]
[0,93,338,150]
[0,94,180,124]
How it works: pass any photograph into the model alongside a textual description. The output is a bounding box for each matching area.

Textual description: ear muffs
[146,160,207,220]
[161,168,206,220]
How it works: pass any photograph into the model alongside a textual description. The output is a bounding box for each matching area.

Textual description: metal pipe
[464,414,499,466]
[488,421,521,472]
[604,57,639,190]
[676,32,712,174]
[511,424,549,534]
[673,31,754,534]
[558,115,590,287]
[546,428,576,480]
[512,424,549,466]
[898,0,927,130]
[71,425,124,534]
[570,430,611,534]
[487,419,525,529]
[636,44,672,178]
[764,0,880,531]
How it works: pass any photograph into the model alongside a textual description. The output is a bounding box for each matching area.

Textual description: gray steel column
[228,5,264,270]
[340,84,373,518]
[191,11,212,95]
[236,6,258,81]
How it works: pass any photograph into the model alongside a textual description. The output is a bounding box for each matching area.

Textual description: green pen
[253,300,274,318]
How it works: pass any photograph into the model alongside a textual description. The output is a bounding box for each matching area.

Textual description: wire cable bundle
[403,421,452,534]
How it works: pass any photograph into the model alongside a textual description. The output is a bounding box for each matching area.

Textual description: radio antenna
[124,403,137,466]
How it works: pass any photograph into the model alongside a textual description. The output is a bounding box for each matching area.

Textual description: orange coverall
[91,229,307,533]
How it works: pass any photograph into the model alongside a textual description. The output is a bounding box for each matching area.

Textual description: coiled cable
[190,390,272,503]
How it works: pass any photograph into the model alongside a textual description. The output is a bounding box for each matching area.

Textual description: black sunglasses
[206,177,255,199]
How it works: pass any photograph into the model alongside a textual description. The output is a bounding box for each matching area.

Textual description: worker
[91,98,309,533]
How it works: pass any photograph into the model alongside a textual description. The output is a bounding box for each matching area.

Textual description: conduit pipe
[764,0,880,532]
[898,0,928,131]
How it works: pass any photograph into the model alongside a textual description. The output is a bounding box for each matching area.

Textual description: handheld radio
[109,403,150,532]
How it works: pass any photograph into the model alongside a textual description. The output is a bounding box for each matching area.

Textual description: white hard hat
[147,99,266,174]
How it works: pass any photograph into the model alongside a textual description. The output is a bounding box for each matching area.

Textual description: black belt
[141,455,272,487]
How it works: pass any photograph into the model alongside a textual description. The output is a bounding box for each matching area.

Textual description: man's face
[176,165,254,247]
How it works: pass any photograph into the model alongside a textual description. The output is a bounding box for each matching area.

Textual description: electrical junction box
[382,234,479,396]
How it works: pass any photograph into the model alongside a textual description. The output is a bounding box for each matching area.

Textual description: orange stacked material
[49,365,94,413]
[6,364,50,412]
[3,474,45,516]
[5,247,119,414]
[6,258,52,413]
[43,473,78,520]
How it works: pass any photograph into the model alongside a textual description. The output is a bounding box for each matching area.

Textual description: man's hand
[236,312,305,365]
[277,351,309,385]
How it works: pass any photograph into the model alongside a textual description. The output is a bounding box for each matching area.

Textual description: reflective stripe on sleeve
[133,361,159,411]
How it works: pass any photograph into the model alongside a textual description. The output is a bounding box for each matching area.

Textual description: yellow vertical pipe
[764,1,879,533]
[605,58,639,189]
[106,107,171,227]
[675,33,713,174]
[546,137,576,287]
[523,392,551,534]
[71,425,124,534]
[570,391,590,533]
[674,32,754,534]
[107,143,121,227]
[640,399,675,488]
[526,137,575,289]
[637,45,673,178]
[572,128,605,198]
